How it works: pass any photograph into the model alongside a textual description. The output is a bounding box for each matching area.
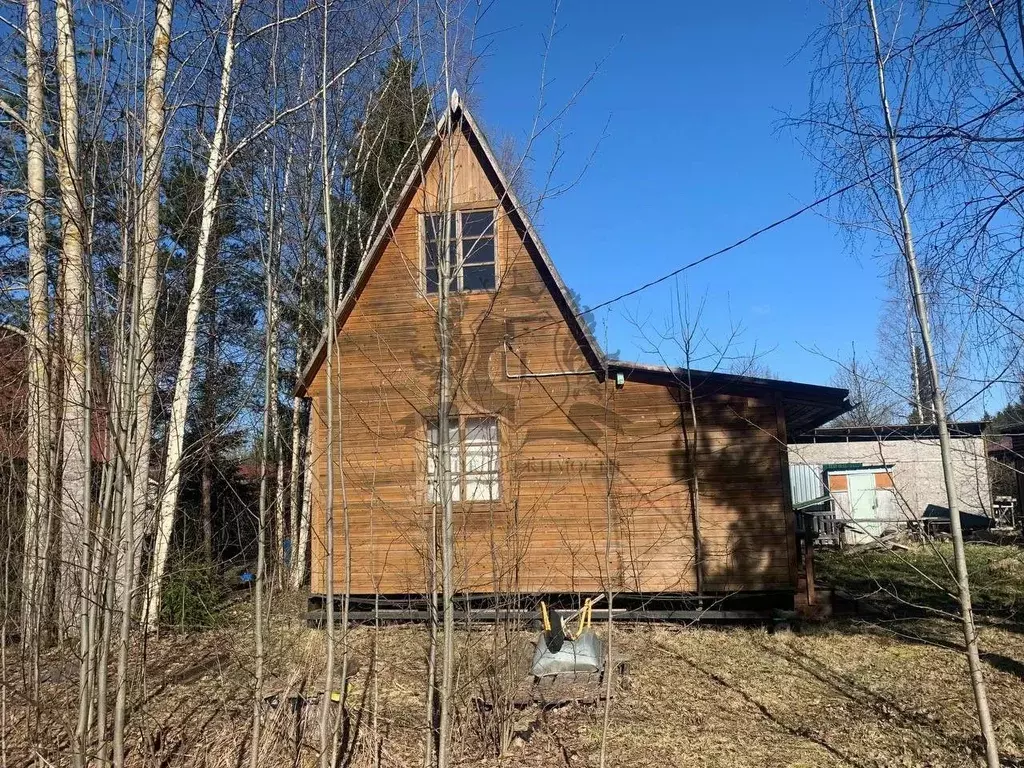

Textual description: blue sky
[470,1,886,386]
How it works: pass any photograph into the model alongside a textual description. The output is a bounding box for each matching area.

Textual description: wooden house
[296,93,851,610]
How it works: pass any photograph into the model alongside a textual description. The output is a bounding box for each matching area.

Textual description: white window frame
[463,416,500,502]
[426,415,500,503]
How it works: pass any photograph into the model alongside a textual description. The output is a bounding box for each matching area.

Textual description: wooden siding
[306,122,795,597]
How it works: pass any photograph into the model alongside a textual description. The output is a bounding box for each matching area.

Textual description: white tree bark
[111,0,175,758]
[436,124,457,768]
[20,0,51,654]
[54,4,96,764]
[290,402,312,589]
[319,4,338,760]
[288,266,308,589]
[866,1,1000,765]
[54,0,90,641]
[251,264,273,767]
[268,190,285,589]
[145,0,245,631]
[120,0,175,609]
[289,117,316,591]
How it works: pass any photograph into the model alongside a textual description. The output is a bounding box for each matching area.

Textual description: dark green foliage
[162,158,244,262]
[330,48,431,296]
[350,47,431,241]
[160,555,224,631]
[159,157,258,448]
[160,157,260,561]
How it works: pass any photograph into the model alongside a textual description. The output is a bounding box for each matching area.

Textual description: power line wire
[516,95,1022,346]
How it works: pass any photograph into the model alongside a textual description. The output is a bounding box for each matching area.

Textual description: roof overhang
[292,91,854,441]
[608,360,852,438]
[791,421,989,444]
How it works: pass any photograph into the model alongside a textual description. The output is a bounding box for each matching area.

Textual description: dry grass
[4,601,1024,767]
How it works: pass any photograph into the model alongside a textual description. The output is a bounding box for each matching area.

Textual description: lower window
[427,416,500,502]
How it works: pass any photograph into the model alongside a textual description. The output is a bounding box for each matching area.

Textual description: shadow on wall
[673,387,792,595]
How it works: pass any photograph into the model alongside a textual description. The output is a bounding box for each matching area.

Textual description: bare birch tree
[318,3,340,763]
[435,108,457,768]
[19,0,51,657]
[54,0,91,642]
[289,138,317,590]
[864,1,999,763]
[250,240,273,767]
[119,0,175,609]
[146,0,244,631]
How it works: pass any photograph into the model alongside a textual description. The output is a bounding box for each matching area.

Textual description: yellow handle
[541,601,550,632]
[577,598,591,635]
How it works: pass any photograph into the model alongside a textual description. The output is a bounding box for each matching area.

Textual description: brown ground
[4,602,1024,767]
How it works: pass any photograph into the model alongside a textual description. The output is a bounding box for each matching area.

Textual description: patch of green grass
[816,543,1024,618]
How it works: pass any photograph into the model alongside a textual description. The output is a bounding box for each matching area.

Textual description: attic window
[424,210,496,294]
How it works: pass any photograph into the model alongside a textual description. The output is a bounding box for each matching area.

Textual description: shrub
[160,557,224,631]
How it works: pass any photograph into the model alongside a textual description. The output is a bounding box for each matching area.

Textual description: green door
[848,473,880,544]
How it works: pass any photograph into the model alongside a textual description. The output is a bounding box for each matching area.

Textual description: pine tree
[351,48,431,241]
[331,49,430,295]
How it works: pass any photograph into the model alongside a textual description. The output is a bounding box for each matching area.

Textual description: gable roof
[296,91,605,395]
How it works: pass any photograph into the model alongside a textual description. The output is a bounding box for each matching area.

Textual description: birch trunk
[318,177,338,764]
[268,241,282,588]
[866,1,1000,764]
[293,416,313,589]
[54,3,96,763]
[20,0,50,654]
[318,6,356,762]
[54,0,90,642]
[112,450,137,768]
[122,0,175,607]
[268,101,295,587]
[104,160,137,764]
[145,0,244,631]
[250,270,273,767]
[289,134,315,591]
[288,285,307,588]
[436,127,457,768]
[319,4,338,759]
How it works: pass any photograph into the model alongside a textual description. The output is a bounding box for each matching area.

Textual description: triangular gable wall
[297,93,605,394]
